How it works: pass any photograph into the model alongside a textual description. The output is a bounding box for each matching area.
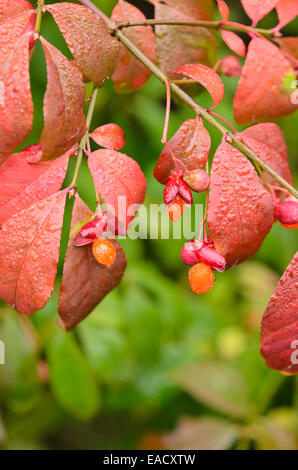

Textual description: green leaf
[173,361,254,418]
[47,330,100,420]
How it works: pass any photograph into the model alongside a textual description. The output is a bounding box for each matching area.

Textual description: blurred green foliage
[0,0,297,450]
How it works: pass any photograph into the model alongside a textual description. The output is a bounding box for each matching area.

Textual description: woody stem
[70,86,98,188]
[115,19,280,38]
[79,0,298,199]
[35,0,45,34]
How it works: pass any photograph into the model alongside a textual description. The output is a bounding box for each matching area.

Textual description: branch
[34,0,45,34]
[79,0,297,199]
[115,19,279,39]
[70,86,99,188]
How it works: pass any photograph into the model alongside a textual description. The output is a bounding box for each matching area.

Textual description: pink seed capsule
[221,55,242,77]
[274,200,298,225]
[196,245,226,272]
[181,240,202,266]
[183,169,210,193]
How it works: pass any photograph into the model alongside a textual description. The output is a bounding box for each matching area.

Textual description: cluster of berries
[73,210,116,267]
[181,238,226,294]
[274,199,298,229]
[163,168,209,222]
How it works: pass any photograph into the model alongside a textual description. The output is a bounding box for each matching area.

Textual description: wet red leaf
[0,146,71,225]
[154,119,211,184]
[208,141,274,268]
[0,190,68,315]
[173,64,224,107]
[0,0,33,23]
[241,0,278,24]
[46,3,119,87]
[261,251,298,374]
[151,0,218,78]
[276,0,298,28]
[234,37,297,124]
[0,12,34,165]
[217,0,230,21]
[58,196,126,331]
[240,123,294,187]
[88,149,147,227]
[39,38,86,160]
[90,123,125,150]
[220,30,246,57]
[111,0,156,93]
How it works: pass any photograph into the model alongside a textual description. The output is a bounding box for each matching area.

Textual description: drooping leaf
[162,416,238,450]
[154,119,211,184]
[240,123,294,187]
[217,0,230,21]
[173,64,224,107]
[90,123,125,150]
[0,12,34,165]
[47,329,100,420]
[276,0,298,28]
[234,37,298,125]
[241,0,279,25]
[173,361,253,418]
[261,252,298,374]
[40,37,86,161]
[0,0,33,23]
[111,0,156,93]
[58,196,127,331]
[208,141,274,268]
[151,0,218,78]
[0,190,68,315]
[88,149,147,227]
[46,2,119,87]
[0,146,72,225]
[220,30,246,57]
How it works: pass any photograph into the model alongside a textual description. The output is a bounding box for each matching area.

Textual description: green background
[0,0,297,450]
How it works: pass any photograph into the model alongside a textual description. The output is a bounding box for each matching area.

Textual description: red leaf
[88,149,147,227]
[241,0,279,25]
[208,141,274,268]
[276,0,298,28]
[220,30,246,57]
[173,64,224,107]
[217,0,230,21]
[46,3,119,87]
[58,196,127,331]
[0,146,71,225]
[234,37,298,125]
[154,119,211,184]
[0,12,34,165]
[151,0,218,78]
[111,0,156,93]
[240,123,294,187]
[0,0,33,23]
[90,123,125,150]
[0,190,68,315]
[261,252,298,374]
[40,38,86,160]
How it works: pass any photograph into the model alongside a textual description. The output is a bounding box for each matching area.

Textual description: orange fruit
[188,263,215,294]
[92,239,116,267]
[167,197,185,223]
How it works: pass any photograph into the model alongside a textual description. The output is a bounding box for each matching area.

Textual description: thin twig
[70,86,99,188]
[115,19,279,38]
